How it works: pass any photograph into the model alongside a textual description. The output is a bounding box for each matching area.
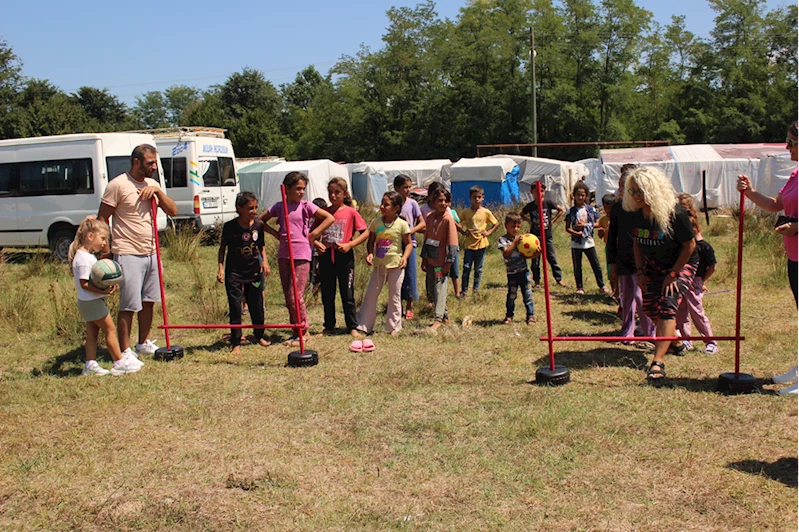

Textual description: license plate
[202,200,218,209]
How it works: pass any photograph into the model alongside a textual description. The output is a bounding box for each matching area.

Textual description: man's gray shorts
[115,254,161,312]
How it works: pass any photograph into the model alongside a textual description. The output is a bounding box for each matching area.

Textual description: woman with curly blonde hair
[624,167,699,383]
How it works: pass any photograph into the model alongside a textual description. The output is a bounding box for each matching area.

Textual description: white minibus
[148,127,239,230]
[0,132,167,261]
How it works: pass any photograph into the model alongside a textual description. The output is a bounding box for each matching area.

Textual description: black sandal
[667,342,686,356]
[647,361,666,381]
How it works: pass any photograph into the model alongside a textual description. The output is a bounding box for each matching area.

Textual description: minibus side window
[219,157,236,186]
[200,159,220,186]
[162,157,188,188]
[18,159,93,195]
[0,165,13,195]
[106,156,129,181]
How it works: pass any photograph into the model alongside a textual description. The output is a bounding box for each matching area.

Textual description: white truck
[0,132,167,260]
[145,127,239,230]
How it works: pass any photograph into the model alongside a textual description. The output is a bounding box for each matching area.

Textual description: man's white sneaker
[772,365,798,385]
[81,361,110,376]
[110,358,142,375]
[778,383,798,396]
[136,339,158,356]
[703,344,719,354]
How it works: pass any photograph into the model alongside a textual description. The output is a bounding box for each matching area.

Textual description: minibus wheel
[50,229,76,262]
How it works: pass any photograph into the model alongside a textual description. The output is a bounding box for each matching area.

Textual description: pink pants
[278,258,310,335]
[618,273,655,338]
[676,277,716,346]
[357,266,405,334]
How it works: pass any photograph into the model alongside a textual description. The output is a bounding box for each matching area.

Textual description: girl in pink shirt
[313,178,369,338]
[260,172,334,346]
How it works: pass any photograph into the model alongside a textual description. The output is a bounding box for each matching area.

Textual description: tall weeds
[0,273,37,334]
[48,279,85,342]
[162,224,204,263]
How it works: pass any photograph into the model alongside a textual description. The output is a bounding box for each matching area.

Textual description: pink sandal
[349,340,363,353]
[362,339,375,352]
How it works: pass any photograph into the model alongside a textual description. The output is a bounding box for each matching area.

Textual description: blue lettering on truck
[202,144,229,154]
[172,142,188,156]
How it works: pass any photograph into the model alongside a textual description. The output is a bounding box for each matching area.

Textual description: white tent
[345,159,452,205]
[449,157,520,207]
[757,153,795,203]
[596,143,787,209]
[237,160,284,201]
[492,155,590,207]
[251,159,349,209]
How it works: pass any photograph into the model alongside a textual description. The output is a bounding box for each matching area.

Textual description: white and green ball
[90,258,123,289]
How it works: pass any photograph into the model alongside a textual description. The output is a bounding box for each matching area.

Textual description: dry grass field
[0,208,796,531]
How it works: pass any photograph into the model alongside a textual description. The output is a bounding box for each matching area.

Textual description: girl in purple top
[260,172,334,346]
[394,175,426,320]
[737,121,799,395]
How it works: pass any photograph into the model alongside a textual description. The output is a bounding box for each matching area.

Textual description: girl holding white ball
[68,217,142,376]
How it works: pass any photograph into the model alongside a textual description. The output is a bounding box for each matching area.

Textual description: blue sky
[0,0,790,105]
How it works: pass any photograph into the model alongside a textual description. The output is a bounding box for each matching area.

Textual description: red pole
[536,180,556,370]
[150,200,171,350]
[734,189,746,377]
[280,184,306,353]
[539,335,743,342]
[159,323,305,330]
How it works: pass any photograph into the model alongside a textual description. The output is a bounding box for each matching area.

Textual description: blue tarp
[451,165,520,207]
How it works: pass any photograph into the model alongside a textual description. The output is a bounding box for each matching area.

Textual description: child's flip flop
[362,339,375,352]
[349,340,363,353]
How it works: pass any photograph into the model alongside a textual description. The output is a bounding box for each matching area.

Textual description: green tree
[132,91,169,129]
[164,85,200,126]
[185,69,290,158]
[71,86,128,131]
[0,38,24,138]
[6,79,87,137]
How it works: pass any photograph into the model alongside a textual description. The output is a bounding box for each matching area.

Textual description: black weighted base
[153,345,184,362]
[718,372,756,395]
[287,349,318,367]
[535,365,570,386]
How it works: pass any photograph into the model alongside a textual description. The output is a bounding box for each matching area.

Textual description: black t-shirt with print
[629,205,698,271]
[608,200,643,275]
[522,199,559,235]
[695,239,717,279]
[222,218,264,282]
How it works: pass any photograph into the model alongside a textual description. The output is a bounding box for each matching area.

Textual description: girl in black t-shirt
[217,191,271,354]
[675,194,718,354]
[623,167,698,383]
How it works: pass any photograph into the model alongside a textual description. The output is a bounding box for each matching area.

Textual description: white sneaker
[778,383,798,396]
[772,365,798,385]
[122,347,143,367]
[110,357,142,375]
[81,361,110,376]
[682,341,694,351]
[135,339,158,356]
[703,344,719,354]
[124,352,144,369]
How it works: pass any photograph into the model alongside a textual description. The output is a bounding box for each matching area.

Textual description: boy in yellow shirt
[459,186,499,296]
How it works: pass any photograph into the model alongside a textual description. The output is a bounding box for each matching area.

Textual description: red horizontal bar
[159,323,305,330]
[539,336,743,342]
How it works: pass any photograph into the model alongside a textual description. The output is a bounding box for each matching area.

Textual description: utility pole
[530,26,537,157]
